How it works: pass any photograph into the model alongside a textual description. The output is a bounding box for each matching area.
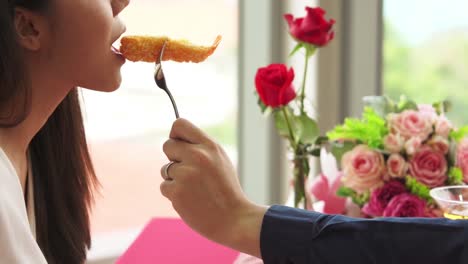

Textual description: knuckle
[160,182,170,198]
[206,141,224,159]
[193,148,211,165]
[162,140,169,153]
[162,139,172,154]
[160,165,165,177]
[172,118,186,132]
[205,140,218,151]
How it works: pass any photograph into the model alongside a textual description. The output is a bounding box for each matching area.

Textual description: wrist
[227,201,269,258]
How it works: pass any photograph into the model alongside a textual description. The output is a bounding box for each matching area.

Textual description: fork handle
[163,88,180,119]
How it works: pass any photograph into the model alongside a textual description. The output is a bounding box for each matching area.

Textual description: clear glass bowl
[430,185,468,219]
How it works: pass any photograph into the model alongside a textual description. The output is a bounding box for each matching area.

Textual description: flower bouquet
[312,96,468,218]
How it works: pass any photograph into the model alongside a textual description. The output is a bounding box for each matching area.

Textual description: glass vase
[288,146,311,209]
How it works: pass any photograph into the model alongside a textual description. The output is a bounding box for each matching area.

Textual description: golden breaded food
[120,35,222,63]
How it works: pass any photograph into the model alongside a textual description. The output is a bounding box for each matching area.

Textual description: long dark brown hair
[2,1,98,263]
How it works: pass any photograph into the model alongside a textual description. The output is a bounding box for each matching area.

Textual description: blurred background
[83,0,468,263]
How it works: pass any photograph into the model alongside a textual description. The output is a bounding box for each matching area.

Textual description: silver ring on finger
[163,161,176,180]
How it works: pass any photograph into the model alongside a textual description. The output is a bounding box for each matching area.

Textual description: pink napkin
[117,218,239,264]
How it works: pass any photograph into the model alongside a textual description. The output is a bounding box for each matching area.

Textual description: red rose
[362,180,407,217]
[255,64,296,108]
[409,146,447,188]
[383,193,426,217]
[284,7,335,47]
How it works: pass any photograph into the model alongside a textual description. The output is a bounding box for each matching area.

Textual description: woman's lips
[111,45,125,62]
[111,45,123,55]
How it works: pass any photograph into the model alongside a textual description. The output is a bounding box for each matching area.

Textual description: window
[383,0,468,126]
[83,0,238,261]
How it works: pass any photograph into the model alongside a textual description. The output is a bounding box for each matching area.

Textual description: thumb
[169,118,210,144]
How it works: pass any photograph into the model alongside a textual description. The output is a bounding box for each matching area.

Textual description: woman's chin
[99,85,121,93]
[98,82,122,92]
[80,72,122,92]
[80,78,122,93]
[103,78,122,92]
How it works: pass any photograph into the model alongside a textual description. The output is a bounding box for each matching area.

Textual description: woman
[161,118,468,263]
[0,0,128,263]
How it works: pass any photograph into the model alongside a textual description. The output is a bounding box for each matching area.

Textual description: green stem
[299,50,310,115]
[282,107,309,209]
[293,146,310,209]
[282,107,297,150]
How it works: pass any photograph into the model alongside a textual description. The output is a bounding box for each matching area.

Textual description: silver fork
[155,41,180,119]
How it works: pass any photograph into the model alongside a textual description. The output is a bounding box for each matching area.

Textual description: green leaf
[405,176,432,201]
[273,107,299,145]
[433,100,452,115]
[256,93,269,114]
[362,95,396,118]
[295,113,319,145]
[330,141,356,165]
[302,43,317,59]
[336,186,356,197]
[396,96,418,113]
[273,109,291,138]
[337,186,369,207]
[450,125,468,142]
[308,148,321,157]
[447,167,464,185]
[326,107,388,149]
[448,140,458,167]
[352,192,370,207]
[315,136,329,145]
[289,43,303,57]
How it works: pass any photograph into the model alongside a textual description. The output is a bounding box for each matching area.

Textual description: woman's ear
[14,8,46,51]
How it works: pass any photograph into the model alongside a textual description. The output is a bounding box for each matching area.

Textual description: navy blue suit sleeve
[260,205,468,264]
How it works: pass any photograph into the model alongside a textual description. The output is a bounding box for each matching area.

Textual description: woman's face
[42,0,129,92]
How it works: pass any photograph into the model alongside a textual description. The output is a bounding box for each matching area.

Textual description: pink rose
[456,138,468,183]
[387,154,408,178]
[409,146,447,188]
[383,133,404,153]
[427,135,449,154]
[418,104,437,123]
[341,145,385,193]
[404,137,422,156]
[388,110,433,141]
[383,193,426,217]
[435,116,453,138]
[362,180,407,217]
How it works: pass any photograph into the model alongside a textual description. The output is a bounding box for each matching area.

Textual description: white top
[0,148,47,263]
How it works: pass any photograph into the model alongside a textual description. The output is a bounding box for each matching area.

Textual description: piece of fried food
[120,35,222,63]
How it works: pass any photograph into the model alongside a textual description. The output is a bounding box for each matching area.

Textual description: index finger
[169,118,210,144]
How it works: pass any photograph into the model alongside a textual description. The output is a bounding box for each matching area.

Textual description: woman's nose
[113,0,130,16]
